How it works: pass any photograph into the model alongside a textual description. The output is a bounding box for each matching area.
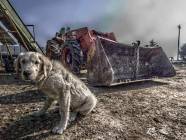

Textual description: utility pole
[177,24,181,60]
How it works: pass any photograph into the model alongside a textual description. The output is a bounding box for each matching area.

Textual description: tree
[180,43,186,60]
[144,39,159,48]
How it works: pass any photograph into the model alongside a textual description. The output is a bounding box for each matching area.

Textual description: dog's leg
[52,87,71,134]
[32,97,54,116]
[74,94,97,115]
[69,112,77,122]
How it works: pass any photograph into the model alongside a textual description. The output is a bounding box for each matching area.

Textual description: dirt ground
[0,65,186,140]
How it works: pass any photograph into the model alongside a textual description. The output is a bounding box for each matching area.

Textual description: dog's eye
[22,59,26,64]
[35,61,39,65]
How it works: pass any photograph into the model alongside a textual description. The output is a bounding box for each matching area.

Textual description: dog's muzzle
[23,70,32,79]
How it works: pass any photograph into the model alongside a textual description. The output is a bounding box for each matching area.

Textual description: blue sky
[10,0,124,45]
[10,0,186,57]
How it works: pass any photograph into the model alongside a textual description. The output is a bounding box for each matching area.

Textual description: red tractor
[46,27,116,73]
[46,27,175,86]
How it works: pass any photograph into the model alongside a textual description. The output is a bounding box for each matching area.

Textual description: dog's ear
[39,54,52,78]
[14,52,24,75]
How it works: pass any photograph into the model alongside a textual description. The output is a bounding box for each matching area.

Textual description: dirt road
[0,65,186,140]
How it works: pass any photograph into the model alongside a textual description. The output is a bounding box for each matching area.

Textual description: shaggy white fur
[15,52,97,134]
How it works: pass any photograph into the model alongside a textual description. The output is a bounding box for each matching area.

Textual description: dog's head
[15,52,52,81]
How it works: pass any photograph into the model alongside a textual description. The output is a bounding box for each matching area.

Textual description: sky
[10,0,186,57]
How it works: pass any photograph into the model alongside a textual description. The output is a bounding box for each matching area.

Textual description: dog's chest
[41,72,91,102]
[40,75,65,99]
[40,85,58,99]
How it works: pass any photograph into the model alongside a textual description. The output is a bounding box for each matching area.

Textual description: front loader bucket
[87,37,176,86]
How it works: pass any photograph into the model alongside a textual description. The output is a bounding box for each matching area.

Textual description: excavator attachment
[88,37,176,86]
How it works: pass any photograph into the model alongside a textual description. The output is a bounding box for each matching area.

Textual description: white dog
[15,52,97,134]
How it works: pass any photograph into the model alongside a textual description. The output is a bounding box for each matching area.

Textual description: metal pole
[177,25,181,60]
[26,24,36,42]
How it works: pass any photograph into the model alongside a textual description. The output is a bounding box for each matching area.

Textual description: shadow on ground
[91,80,168,95]
[1,110,58,140]
[0,73,28,85]
[0,90,46,104]
[1,110,83,140]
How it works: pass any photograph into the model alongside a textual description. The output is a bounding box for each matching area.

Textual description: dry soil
[0,65,186,140]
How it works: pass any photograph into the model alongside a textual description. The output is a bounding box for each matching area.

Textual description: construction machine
[0,1,175,86]
[46,27,176,86]
[46,27,116,73]
[0,0,43,72]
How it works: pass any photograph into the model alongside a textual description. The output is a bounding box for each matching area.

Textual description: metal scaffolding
[0,0,44,53]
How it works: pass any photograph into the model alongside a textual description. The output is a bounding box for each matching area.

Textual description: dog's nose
[23,71,31,77]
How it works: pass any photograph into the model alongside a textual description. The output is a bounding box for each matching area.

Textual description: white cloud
[11,0,186,57]
[109,0,186,57]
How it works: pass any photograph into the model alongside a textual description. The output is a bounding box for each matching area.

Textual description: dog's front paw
[52,126,64,134]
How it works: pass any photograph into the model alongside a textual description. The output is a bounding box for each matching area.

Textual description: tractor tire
[46,40,61,60]
[62,40,83,74]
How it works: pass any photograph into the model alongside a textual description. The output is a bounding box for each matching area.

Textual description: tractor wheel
[62,41,82,74]
[46,40,61,60]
